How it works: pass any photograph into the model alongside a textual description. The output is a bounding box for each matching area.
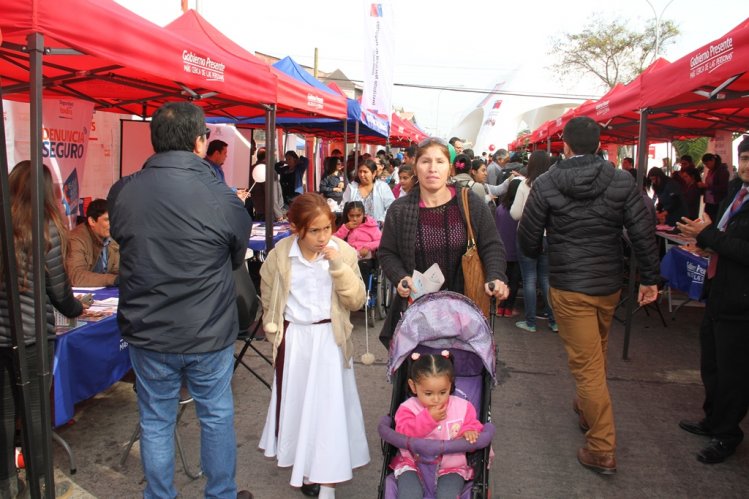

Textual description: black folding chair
[233,266,271,389]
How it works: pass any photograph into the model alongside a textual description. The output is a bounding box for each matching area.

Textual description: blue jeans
[517,237,554,328]
[129,344,237,499]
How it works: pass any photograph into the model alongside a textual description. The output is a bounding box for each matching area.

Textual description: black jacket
[518,154,659,296]
[319,173,343,203]
[654,177,685,226]
[697,178,749,321]
[0,223,82,347]
[379,185,507,289]
[108,150,251,354]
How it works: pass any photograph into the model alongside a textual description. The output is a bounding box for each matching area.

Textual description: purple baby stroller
[377,291,497,499]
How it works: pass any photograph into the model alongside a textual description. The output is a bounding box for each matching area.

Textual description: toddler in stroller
[378,291,497,499]
[335,201,382,306]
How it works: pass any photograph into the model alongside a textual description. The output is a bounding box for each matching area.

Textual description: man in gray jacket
[518,117,659,475]
[108,102,252,498]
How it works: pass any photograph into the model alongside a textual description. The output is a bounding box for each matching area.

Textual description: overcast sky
[116,0,746,137]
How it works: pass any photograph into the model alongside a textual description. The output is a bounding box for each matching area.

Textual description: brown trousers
[550,287,621,454]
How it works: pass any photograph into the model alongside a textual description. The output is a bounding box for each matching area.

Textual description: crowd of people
[1,102,748,498]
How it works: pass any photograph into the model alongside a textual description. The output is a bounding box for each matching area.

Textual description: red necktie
[707,188,748,278]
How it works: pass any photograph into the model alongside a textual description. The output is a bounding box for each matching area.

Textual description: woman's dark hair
[526,150,551,186]
[500,178,522,209]
[2,161,67,289]
[358,159,377,174]
[470,158,484,172]
[398,164,413,176]
[701,153,722,166]
[150,102,205,153]
[286,193,335,239]
[408,352,455,391]
[323,156,341,177]
[453,153,471,174]
[342,201,365,221]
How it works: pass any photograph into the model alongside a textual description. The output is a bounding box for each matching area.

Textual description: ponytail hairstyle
[452,153,471,175]
[408,351,455,393]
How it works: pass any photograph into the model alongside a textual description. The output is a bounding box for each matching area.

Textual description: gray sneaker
[515,321,537,333]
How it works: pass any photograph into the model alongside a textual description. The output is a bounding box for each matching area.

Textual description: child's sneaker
[550,322,559,333]
[515,321,537,333]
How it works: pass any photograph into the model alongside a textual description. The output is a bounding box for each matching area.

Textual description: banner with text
[362,1,395,125]
[4,98,94,217]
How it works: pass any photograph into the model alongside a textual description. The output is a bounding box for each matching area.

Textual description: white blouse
[284,238,335,324]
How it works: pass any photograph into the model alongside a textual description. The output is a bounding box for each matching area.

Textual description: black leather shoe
[679,419,711,436]
[300,483,320,497]
[697,439,735,464]
[237,491,254,499]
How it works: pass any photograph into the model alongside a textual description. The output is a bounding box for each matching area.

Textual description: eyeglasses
[204,127,211,140]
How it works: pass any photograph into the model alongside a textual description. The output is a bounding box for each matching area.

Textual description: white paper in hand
[410,263,445,300]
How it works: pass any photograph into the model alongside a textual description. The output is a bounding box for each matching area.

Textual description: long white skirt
[258,322,370,486]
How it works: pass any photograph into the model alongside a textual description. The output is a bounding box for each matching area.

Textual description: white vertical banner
[362,0,394,126]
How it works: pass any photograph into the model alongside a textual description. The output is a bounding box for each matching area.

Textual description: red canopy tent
[639,18,749,135]
[0,0,277,117]
[390,113,427,146]
[164,11,346,120]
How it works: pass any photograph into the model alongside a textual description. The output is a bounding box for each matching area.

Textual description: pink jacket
[390,395,483,480]
[334,216,382,254]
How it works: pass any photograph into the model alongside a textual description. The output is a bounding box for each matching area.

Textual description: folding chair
[119,384,202,480]
[233,265,271,389]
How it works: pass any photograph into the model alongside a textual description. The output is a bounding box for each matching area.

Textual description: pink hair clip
[441,350,450,358]
[410,352,421,361]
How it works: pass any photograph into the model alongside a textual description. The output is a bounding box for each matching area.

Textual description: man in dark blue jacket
[677,136,749,465]
[518,117,659,475]
[108,102,252,499]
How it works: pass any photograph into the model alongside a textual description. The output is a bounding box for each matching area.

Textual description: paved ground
[42,294,748,498]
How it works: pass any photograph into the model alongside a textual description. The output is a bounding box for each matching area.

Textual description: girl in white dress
[259,193,369,499]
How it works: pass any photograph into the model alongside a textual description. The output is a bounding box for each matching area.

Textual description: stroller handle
[378,415,495,460]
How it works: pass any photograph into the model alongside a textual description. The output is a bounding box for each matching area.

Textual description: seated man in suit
[67,199,120,286]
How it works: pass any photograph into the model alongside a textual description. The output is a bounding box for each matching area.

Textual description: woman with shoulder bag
[378,138,509,347]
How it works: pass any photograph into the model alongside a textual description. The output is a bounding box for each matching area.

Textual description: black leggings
[0,343,53,480]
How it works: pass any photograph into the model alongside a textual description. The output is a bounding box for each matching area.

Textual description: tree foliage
[673,137,709,165]
[550,15,679,89]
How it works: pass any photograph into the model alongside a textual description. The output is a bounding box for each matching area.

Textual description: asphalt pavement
[46,295,748,498]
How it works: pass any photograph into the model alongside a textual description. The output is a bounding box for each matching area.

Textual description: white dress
[259,239,370,486]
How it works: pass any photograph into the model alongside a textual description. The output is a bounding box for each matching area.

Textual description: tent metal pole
[28,32,56,498]
[265,106,276,251]
[354,120,360,175]
[343,117,349,186]
[547,137,551,153]
[0,81,43,499]
[622,109,650,361]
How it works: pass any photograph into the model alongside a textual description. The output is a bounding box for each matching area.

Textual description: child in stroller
[391,351,484,498]
[378,291,496,499]
[335,201,382,303]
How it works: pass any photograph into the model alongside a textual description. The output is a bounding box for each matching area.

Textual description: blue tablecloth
[53,287,130,427]
[248,222,291,252]
[660,247,708,301]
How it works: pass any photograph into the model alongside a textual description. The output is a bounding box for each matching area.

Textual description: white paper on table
[93,297,119,306]
[409,263,445,300]
[73,286,104,291]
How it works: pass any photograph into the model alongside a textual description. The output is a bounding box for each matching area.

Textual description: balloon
[447,143,456,163]
[488,144,496,152]
[252,164,266,183]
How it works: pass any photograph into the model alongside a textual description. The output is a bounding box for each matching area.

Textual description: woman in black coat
[0,161,83,496]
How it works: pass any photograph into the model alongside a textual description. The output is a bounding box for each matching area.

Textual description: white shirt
[284,238,335,324]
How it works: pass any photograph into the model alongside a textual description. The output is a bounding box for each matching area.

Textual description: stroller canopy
[388,291,497,383]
